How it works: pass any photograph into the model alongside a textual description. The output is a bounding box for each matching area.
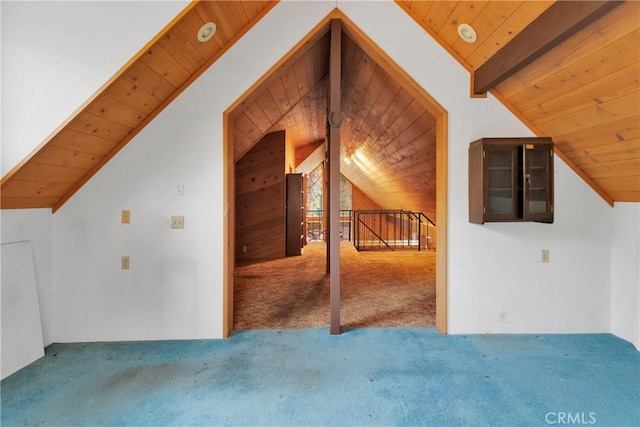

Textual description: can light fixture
[457,23,477,44]
[198,22,217,43]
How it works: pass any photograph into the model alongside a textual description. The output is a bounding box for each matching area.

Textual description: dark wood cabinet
[469,137,554,224]
[286,173,305,256]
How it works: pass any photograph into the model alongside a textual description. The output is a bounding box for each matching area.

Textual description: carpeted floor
[234,242,436,330]
[2,328,638,426]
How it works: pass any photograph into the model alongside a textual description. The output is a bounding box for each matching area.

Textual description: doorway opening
[223,10,447,337]
[233,161,437,330]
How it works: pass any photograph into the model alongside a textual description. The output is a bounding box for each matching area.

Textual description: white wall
[2,1,635,344]
[611,203,640,349]
[1,209,53,345]
[1,0,188,345]
[1,240,45,379]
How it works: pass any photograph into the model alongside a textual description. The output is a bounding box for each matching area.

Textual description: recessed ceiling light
[457,23,477,44]
[198,22,217,43]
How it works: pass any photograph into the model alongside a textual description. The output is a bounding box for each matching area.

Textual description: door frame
[222,9,448,337]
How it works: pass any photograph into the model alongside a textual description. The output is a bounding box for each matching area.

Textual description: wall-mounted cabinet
[469,137,554,224]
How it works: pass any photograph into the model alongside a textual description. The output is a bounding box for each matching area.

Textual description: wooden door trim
[223,7,449,337]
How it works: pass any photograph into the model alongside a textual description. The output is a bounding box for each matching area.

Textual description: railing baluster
[347,209,436,252]
[304,209,435,252]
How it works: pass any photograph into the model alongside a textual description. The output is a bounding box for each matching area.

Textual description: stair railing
[353,210,435,251]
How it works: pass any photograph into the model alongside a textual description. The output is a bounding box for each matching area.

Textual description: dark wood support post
[328,19,342,335]
[473,1,622,95]
[324,151,330,274]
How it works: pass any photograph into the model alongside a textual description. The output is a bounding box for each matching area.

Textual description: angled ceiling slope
[228,12,441,221]
[1,1,277,212]
[4,1,638,212]
[397,0,640,204]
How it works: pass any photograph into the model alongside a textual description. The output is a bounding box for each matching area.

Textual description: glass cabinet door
[468,137,554,224]
[484,146,518,221]
[524,145,553,221]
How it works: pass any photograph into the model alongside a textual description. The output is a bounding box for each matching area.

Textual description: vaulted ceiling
[229,20,439,219]
[2,1,638,216]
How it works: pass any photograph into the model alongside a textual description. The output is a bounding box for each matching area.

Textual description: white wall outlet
[541,249,550,263]
[171,216,185,229]
[176,182,184,195]
[121,210,131,224]
[121,256,130,270]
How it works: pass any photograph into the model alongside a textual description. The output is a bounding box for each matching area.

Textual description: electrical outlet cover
[171,216,185,229]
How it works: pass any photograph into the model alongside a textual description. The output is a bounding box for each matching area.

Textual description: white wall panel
[1,241,44,379]
[1,209,53,345]
[611,203,640,349]
[2,1,635,345]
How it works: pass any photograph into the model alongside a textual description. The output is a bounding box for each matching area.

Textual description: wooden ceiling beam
[473,1,623,95]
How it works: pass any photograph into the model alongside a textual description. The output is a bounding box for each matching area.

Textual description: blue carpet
[1,328,638,426]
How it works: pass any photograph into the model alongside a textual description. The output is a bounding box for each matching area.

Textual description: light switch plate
[121,256,130,270]
[541,249,550,263]
[121,210,131,224]
[171,216,184,229]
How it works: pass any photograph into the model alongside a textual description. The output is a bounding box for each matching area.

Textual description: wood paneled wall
[235,131,286,262]
[352,182,382,238]
[352,184,381,211]
[285,131,296,174]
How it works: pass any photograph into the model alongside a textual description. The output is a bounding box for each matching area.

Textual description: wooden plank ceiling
[230,17,439,220]
[398,0,640,203]
[2,1,638,215]
[0,0,277,211]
